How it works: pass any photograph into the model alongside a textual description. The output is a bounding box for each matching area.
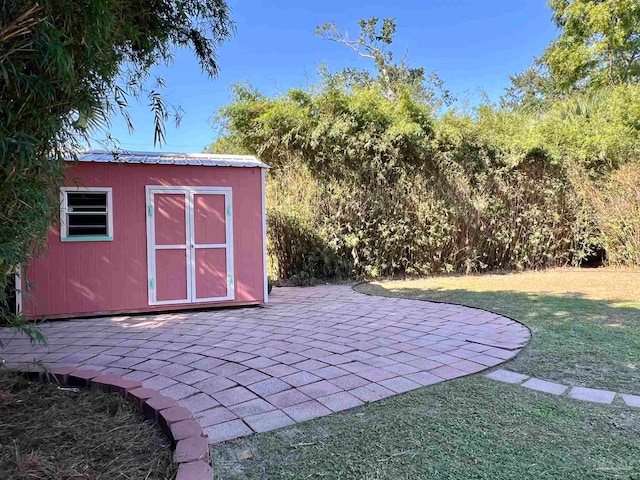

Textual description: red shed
[19,150,269,319]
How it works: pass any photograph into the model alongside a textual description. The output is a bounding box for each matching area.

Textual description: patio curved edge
[349,283,640,407]
[4,365,212,480]
[350,280,534,355]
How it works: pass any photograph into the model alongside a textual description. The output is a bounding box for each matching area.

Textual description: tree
[544,0,640,89]
[501,62,561,111]
[0,0,233,334]
[504,0,640,108]
[315,17,453,108]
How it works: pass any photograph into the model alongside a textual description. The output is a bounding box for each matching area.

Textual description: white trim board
[145,185,235,306]
[261,168,269,303]
[14,266,22,315]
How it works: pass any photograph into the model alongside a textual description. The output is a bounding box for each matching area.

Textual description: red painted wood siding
[22,162,265,318]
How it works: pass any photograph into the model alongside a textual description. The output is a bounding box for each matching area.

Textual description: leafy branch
[315,17,453,108]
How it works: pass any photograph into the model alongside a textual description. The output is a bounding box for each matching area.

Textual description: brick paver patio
[1,285,529,443]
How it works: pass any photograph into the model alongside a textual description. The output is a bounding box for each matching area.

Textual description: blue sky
[100,0,558,153]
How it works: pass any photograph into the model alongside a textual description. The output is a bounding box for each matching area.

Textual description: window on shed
[60,188,113,241]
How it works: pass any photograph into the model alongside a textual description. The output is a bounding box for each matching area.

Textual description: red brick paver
[175,460,213,480]
[1,285,529,443]
[174,436,209,463]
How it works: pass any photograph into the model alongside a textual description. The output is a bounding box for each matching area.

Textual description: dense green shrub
[266,165,352,281]
[208,16,640,283]
[590,164,640,266]
[210,82,640,282]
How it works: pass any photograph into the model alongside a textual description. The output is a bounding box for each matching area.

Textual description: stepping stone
[521,378,568,396]
[568,387,616,404]
[621,394,640,408]
[485,369,529,384]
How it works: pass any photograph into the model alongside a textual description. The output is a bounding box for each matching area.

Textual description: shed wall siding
[23,162,264,317]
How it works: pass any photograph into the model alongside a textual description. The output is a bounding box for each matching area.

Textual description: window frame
[60,186,114,242]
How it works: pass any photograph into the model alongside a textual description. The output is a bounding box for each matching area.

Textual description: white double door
[146,186,234,305]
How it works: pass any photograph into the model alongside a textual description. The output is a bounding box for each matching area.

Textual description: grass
[212,377,640,480]
[211,268,640,480]
[0,371,176,480]
[355,268,640,393]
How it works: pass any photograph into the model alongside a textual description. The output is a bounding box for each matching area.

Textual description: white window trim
[145,185,235,306]
[60,186,113,242]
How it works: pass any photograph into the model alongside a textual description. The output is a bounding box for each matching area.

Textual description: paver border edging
[351,281,534,354]
[7,365,212,480]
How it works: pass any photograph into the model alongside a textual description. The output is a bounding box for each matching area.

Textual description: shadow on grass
[355,283,640,394]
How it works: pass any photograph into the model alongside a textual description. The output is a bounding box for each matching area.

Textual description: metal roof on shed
[69,150,269,169]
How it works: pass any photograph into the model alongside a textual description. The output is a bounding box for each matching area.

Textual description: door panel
[194,249,228,299]
[194,194,226,245]
[154,194,186,245]
[155,249,188,301]
[192,192,230,301]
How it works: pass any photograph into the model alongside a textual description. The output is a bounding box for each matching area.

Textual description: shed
[19,150,269,319]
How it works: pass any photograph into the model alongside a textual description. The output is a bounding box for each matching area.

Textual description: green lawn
[211,268,640,480]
